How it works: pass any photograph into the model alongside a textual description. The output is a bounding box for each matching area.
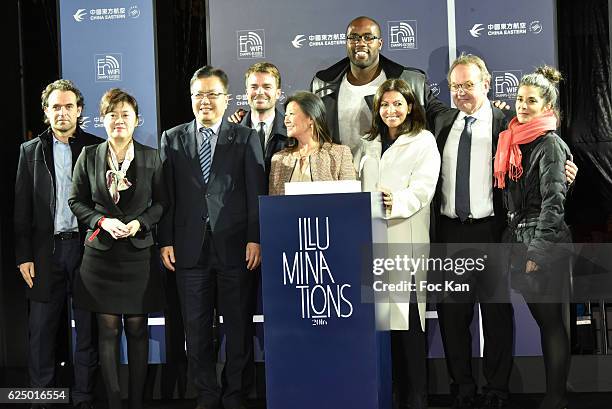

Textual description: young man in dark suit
[237,62,288,176]
[159,66,266,409]
[14,79,101,409]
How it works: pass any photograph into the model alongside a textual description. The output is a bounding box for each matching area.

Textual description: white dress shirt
[440,101,494,219]
[250,111,275,148]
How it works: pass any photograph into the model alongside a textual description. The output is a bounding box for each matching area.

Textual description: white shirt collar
[457,99,492,123]
[250,110,275,131]
[197,119,222,135]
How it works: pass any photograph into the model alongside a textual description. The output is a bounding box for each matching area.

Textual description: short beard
[251,102,274,114]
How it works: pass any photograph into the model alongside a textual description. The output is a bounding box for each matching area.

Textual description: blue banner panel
[260,193,390,409]
[208,0,450,113]
[453,0,557,106]
[58,0,159,148]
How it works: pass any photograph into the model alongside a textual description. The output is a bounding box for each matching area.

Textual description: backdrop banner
[208,0,557,358]
[58,0,159,148]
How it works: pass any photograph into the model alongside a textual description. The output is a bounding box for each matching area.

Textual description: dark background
[2,0,611,395]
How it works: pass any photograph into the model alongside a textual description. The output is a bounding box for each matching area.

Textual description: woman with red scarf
[494,66,572,409]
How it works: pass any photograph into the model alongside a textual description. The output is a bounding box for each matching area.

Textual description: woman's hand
[565,159,578,184]
[526,260,539,273]
[100,218,129,239]
[380,187,393,214]
[124,220,141,237]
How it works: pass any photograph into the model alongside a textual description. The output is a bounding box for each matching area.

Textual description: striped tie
[199,127,213,183]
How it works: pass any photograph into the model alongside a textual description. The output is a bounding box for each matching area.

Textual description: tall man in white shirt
[311,16,446,156]
[433,54,515,409]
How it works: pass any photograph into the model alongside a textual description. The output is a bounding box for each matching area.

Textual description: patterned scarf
[493,111,557,189]
[106,140,134,204]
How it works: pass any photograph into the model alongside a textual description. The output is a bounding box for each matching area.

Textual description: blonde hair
[448,53,491,84]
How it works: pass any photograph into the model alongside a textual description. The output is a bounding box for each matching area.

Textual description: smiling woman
[354,78,440,409]
[68,88,167,409]
[268,91,355,195]
[495,66,573,409]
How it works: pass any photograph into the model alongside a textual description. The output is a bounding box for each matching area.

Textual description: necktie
[257,122,266,152]
[199,127,213,183]
[455,116,476,221]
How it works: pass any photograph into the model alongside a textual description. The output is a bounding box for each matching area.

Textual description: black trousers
[436,216,514,399]
[176,230,254,409]
[391,304,427,409]
[28,237,97,404]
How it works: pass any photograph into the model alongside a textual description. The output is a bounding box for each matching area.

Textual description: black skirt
[75,240,165,314]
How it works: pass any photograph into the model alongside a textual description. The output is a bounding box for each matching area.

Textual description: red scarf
[493,111,557,189]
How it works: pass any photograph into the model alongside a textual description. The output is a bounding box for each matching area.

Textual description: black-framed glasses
[449,81,481,93]
[191,91,227,101]
[346,33,380,44]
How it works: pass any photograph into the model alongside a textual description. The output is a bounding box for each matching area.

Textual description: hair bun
[535,65,563,84]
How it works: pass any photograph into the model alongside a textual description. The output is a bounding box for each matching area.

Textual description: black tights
[97,313,148,409]
[527,303,570,409]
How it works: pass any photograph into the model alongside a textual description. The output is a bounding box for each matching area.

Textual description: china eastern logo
[73,9,87,22]
[388,20,417,50]
[237,30,265,59]
[493,70,522,100]
[95,54,122,82]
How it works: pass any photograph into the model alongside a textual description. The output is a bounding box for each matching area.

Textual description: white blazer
[355,129,441,331]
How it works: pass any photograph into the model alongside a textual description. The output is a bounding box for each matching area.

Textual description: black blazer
[432,104,513,241]
[68,140,166,251]
[158,119,266,269]
[14,127,103,301]
[239,106,288,175]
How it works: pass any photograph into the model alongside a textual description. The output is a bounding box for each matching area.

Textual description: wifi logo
[237,30,265,59]
[493,71,522,100]
[388,20,418,50]
[95,54,122,82]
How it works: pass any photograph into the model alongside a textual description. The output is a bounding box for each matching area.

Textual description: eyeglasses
[191,91,227,101]
[346,33,380,44]
[449,81,481,93]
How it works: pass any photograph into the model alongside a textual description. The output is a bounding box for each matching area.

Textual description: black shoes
[452,394,509,409]
[452,396,477,409]
[479,394,509,409]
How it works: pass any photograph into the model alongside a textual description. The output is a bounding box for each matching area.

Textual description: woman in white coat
[355,78,440,409]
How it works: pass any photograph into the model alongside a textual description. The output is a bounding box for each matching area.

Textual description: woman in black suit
[69,89,166,409]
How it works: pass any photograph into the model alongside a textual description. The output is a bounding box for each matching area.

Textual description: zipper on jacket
[41,140,56,254]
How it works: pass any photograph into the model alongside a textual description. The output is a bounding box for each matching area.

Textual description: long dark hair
[366,78,426,141]
[284,91,333,151]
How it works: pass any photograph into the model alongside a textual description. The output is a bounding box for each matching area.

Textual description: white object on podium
[284,180,361,195]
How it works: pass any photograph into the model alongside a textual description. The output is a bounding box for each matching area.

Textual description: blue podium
[259,192,391,409]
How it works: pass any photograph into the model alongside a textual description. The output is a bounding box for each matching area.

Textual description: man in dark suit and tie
[238,62,288,176]
[159,66,266,409]
[433,54,514,409]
